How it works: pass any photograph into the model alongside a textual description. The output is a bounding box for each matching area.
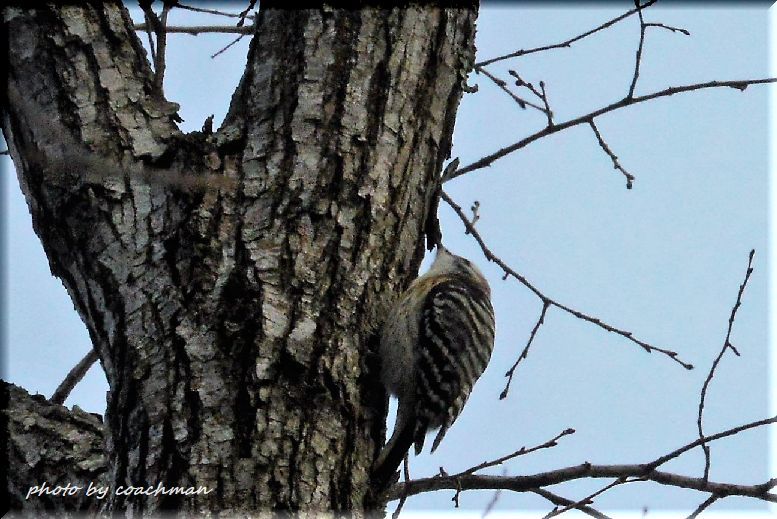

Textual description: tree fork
[2,3,477,515]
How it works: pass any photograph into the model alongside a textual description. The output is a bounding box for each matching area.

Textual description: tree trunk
[3,2,477,516]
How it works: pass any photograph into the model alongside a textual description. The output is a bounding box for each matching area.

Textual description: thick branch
[389,464,776,503]
[50,349,100,406]
[133,23,253,35]
[388,415,777,502]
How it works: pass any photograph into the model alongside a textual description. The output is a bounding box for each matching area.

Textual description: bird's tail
[372,401,416,490]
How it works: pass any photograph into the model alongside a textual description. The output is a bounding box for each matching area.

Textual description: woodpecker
[373,246,495,485]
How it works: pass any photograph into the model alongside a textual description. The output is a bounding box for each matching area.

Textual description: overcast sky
[2,3,774,517]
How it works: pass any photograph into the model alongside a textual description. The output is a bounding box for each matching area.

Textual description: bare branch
[646,415,776,470]
[389,463,777,503]
[391,455,411,519]
[475,66,548,114]
[458,428,575,476]
[50,349,99,406]
[154,3,171,91]
[175,3,255,20]
[544,477,645,518]
[697,249,755,481]
[445,78,776,183]
[508,70,543,100]
[645,22,690,36]
[588,119,635,189]
[627,1,647,99]
[452,476,463,508]
[139,2,170,91]
[133,24,253,35]
[501,300,550,400]
[481,479,503,518]
[538,81,553,127]
[475,0,658,67]
[441,191,694,370]
[506,69,554,125]
[140,17,157,66]
[686,494,718,519]
[629,5,690,99]
[531,488,613,519]
[236,0,258,28]
[211,34,248,60]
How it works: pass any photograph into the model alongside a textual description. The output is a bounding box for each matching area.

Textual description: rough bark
[2,382,107,515]
[3,2,477,516]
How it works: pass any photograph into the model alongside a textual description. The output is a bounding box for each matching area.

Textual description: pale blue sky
[2,3,773,515]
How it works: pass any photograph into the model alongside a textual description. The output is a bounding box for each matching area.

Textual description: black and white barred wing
[414,277,496,454]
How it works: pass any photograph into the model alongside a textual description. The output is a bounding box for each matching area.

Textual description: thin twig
[588,119,635,189]
[647,415,776,470]
[538,81,553,127]
[441,191,694,370]
[501,300,550,400]
[686,494,719,519]
[476,66,548,114]
[236,0,257,28]
[627,1,647,99]
[211,34,247,59]
[153,3,171,91]
[697,249,754,481]
[481,471,505,518]
[444,77,777,183]
[645,22,690,35]
[475,0,658,67]
[140,15,157,66]
[508,70,544,100]
[505,69,554,125]
[544,477,644,518]
[391,454,411,519]
[531,488,613,519]
[175,3,255,20]
[452,476,463,507]
[50,348,99,405]
[459,428,575,476]
[139,2,169,91]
